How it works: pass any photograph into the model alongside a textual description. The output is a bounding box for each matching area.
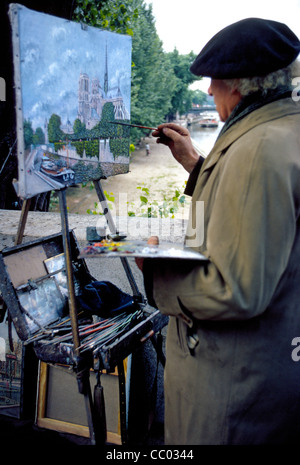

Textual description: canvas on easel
[9,3,132,200]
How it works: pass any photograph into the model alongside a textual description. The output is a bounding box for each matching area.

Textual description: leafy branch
[86,183,188,218]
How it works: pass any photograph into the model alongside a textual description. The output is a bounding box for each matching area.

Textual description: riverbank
[51,136,191,219]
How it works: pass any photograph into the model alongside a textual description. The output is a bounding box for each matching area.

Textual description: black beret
[190,17,300,78]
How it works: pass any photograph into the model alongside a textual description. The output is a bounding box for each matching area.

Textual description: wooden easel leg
[15,198,31,245]
[58,188,100,445]
[58,188,80,351]
[93,178,117,235]
[93,179,144,302]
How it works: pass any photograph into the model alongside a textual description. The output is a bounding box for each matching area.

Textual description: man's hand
[135,236,159,271]
[153,123,200,173]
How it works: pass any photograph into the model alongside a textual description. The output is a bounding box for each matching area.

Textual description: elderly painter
[140,18,300,444]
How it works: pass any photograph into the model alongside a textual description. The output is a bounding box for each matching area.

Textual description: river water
[189,121,224,156]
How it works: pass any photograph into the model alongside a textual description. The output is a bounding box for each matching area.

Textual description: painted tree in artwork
[48,114,64,143]
[33,127,45,145]
[24,120,45,148]
[101,102,115,122]
[73,118,86,138]
[23,119,34,149]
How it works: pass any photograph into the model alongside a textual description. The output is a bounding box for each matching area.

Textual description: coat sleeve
[149,131,298,321]
[184,156,205,196]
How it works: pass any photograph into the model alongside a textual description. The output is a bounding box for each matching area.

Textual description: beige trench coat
[151,97,300,444]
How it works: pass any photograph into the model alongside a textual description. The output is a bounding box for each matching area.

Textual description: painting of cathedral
[78,46,129,130]
[9,4,132,199]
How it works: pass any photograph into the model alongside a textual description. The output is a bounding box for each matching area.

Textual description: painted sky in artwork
[18,6,132,131]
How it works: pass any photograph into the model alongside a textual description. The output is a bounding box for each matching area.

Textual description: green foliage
[129,2,177,136]
[109,137,130,158]
[86,189,115,214]
[104,190,115,202]
[101,102,115,123]
[192,89,208,106]
[95,102,119,140]
[48,114,64,143]
[33,127,45,145]
[68,103,131,159]
[54,141,65,152]
[73,0,139,36]
[73,118,86,138]
[86,183,187,218]
[24,120,46,148]
[51,101,132,159]
[130,184,187,218]
[85,139,100,158]
[23,119,34,149]
[166,49,202,118]
[72,159,103,183]
[49,190,60,211]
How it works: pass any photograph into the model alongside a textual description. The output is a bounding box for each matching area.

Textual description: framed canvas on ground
[36,361,125,445]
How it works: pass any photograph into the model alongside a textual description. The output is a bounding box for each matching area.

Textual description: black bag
[77,281,135,318]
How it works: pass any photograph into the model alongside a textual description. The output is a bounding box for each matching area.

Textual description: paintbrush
[109,121,158,130]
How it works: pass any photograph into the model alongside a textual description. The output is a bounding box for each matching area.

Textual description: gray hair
[225,57,300,96]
